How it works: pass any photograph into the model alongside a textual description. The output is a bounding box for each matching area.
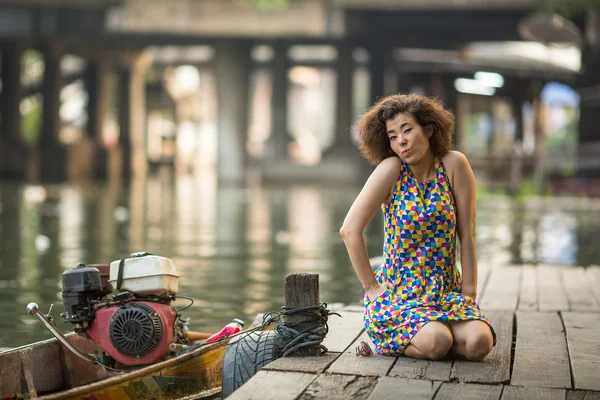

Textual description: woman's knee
[415,323,453,360]
[463,330,493,361]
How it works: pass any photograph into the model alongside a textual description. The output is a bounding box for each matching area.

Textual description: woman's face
[385,112,432,164]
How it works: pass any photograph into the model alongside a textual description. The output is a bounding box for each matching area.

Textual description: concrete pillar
[323,42,355,159]
[368,44,386,105]
[431,75,459,149]
[508,96,524,194]
[39,44,66,183]
[269,42,289,162]
[65,60,109,182]
[0,44,29,180]
[118,55,148,181]
[118,67,132,180]
[85,61,110,180]
[530,80,545,189]
[577,50,600,145]
[215,41,251,183]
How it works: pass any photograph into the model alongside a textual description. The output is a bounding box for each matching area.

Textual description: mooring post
[283,273,320,356]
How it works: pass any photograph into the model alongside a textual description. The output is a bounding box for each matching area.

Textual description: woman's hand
[462,287,477,301]
[366,281,394,300]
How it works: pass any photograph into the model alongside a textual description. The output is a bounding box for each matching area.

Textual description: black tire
[221,330,279,398]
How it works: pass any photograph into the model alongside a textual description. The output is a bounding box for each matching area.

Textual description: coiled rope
[275,303,340,357]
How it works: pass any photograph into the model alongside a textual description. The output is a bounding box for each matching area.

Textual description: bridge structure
[0,0,597,184]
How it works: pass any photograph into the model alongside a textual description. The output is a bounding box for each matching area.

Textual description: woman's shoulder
[377,156,403,171]
[375,157,403,205]
[372,156,402,184]
[441,150,470,173]
[441,151,473,189]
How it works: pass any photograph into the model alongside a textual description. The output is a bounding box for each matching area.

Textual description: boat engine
[60,255,183,366]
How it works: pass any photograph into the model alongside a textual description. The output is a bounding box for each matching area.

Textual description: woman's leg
[448,320,494,361]
[403,321,453,360]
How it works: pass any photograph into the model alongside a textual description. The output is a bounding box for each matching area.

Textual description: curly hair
[353,93,455,166]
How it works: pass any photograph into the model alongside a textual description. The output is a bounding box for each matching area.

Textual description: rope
[275,303,340,357]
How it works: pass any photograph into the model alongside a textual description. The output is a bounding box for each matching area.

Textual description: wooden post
[283,273,320,356]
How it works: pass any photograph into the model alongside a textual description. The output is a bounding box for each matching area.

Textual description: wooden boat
[0,332,228,400]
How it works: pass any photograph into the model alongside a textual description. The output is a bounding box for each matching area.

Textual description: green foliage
[21,95,43,146]
[235,0,289,12]
[537,0,600,17]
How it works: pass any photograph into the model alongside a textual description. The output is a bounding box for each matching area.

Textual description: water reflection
[1,175,600,347]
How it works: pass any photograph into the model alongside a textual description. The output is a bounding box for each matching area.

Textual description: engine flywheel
[109,302,163,357]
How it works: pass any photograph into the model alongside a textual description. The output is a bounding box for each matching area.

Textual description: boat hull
[1,333,226,400]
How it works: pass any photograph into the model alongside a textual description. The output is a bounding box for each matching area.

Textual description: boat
[0,254,242,400]
[0,331,227,399]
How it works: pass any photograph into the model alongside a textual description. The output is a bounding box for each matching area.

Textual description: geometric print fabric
[364,157,496,355]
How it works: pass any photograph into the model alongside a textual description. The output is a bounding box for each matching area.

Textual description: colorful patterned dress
[364,157,496,355]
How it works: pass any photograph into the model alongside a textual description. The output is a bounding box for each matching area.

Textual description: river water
[1,172,599,348]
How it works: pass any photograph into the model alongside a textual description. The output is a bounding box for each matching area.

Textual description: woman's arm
[340,157,401,299]
[447,151,478,300]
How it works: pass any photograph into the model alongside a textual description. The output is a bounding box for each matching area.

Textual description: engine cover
[87,302,177,366]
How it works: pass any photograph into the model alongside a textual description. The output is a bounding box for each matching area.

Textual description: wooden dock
[228,265,600,400]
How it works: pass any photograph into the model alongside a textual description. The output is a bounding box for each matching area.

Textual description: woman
[340,94,495,361]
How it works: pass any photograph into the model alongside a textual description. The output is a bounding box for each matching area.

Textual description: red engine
[61,261,184,367]
[86,302,177,366]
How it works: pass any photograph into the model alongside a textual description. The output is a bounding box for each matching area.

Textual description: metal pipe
[26,303,95,363]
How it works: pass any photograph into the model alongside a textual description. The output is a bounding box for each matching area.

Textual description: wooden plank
[263,352,340,374]
[342,304,365,313]
[538,266,569,311]
[321,309,364,353]
[326,331,396,377]
[518,266,538,311]
[477,264,492,301]
[563,312,600,391]
[585,267,600,308]
[450,310,512,384]
[367,377,441,400]
[501,386,566,400]
[479,267,521,310]
[0,350,23,398]
[300,374,378,400]
[389,356,452,381]
[511,311,571,389]
[562,268,600,311]
[567,390,600,400]
[226,370,316,400]
[434,382,502,400]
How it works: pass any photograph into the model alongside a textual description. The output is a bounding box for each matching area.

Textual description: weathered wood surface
[326,330,396,376]
[226,370,316,400]
[538,265,569,311]
[511,311,571,389]
[479,267,521,311]
[320,308,364,353]
[518,266,538,311]
[568,390,600,400]
[435,383,503,400]
[477,263,492,300]
[367,378,441,400]
[341,304,365,313]
[263,352,340,374]
[562,268,600,311]
[501,386,566,400]
[232,264,600,399]
[389,356,452,381]
[450,310,512,384]
[299,374,378,400]
[284,273,320,356]
[563,312,600,391]
[586,267,600,306]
